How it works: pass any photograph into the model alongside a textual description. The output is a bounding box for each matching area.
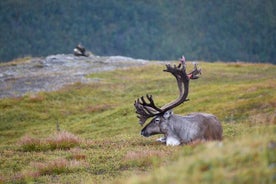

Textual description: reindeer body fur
[141,112,222,146]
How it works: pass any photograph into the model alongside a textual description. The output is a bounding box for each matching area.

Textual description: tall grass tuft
[30,158,85,176]
[2,159,88,183]
[47,131,82,150]
[18,135,43,152]
[18,131,82,151]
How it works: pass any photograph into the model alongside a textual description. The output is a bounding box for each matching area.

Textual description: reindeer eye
[155,118,160,123]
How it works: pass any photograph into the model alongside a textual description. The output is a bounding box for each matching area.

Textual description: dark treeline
[0,0,275,63]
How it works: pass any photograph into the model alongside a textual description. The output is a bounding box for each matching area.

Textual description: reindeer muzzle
[141,130,150,137]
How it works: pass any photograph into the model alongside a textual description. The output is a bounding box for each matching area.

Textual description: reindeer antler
[134,62,201,126]
[134,94,163,125]
[159,64,190,112]
[188,62,201,79]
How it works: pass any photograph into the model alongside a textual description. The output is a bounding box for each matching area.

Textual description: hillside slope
[0,59,275,183]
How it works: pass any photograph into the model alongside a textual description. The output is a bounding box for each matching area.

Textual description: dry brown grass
[47,131,82,150]
[2,158,88,183]
[18,131,82,151]
[30,158,87,176]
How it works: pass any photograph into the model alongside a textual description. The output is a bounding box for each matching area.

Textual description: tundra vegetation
[0,59,276,183]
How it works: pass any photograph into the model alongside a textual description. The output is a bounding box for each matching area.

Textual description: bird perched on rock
[74,44,89,57]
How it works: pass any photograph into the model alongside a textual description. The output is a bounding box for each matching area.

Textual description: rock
[0,54,148,98]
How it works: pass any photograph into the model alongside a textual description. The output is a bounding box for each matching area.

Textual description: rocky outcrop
[0,54,148,98]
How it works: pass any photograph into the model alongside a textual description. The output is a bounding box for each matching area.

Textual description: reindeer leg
[166,135,181,146]
[156,136,166,143]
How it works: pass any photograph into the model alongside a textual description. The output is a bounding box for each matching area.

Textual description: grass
[0,61,275,183]
[18,131,82,151]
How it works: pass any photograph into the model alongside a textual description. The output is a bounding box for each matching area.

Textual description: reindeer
[134,61,222,146]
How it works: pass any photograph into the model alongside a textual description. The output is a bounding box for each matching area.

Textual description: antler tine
[145,94,163,111]
[188,62,201,79]
[140,94,163,112]
[134,94,163,126]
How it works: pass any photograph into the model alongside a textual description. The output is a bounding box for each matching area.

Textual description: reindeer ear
[163,110,173,119]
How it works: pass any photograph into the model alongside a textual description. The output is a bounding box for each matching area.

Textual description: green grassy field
[0,61,275,183]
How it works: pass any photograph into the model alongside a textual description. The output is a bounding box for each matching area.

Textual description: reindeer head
[140,110,173,137]
[134,61,201,137]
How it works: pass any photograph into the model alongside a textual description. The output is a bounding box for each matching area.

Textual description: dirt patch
[0,54,148,98]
